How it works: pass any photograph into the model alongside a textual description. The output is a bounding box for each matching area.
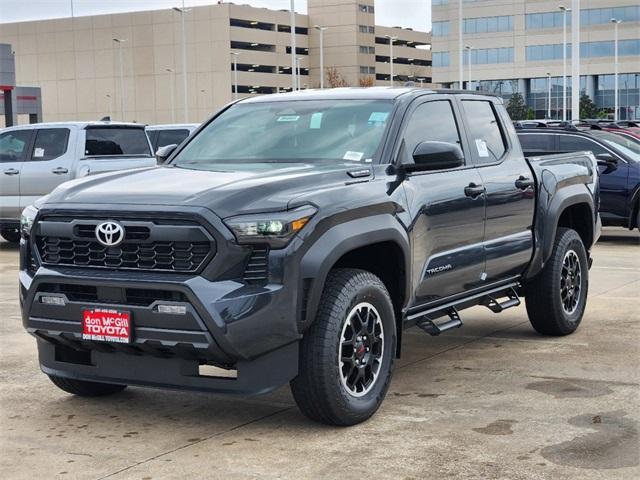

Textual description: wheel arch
[299,214,410,356]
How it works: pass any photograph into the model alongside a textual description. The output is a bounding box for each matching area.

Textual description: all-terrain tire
[48,375,127,397]
[525,227,589,336]
[0,228,20,244]
[290,268,396,426]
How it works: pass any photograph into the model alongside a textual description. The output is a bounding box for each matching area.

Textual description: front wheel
[1,227,20,244]
[291,268,396,426]
[524,227,589,336]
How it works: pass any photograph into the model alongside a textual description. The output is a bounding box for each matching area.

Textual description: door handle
[464,183,485,198]
[51,167,69,175]
[515,176,534,190]
[3,168,19,176]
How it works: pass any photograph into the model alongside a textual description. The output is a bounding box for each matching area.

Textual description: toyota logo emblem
[95,221,125,247]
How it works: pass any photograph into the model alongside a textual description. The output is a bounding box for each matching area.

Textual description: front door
[0,129,34,222]
[399,96,486,306]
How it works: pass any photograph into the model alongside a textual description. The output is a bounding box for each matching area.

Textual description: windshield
[592,131,640,161]
[172,100,393,169]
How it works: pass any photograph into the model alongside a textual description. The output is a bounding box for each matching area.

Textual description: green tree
[505,92,528,121]
[579,93,599,119]
[527,108,535,120]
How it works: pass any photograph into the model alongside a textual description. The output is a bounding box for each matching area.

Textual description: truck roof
[240,87,500,104]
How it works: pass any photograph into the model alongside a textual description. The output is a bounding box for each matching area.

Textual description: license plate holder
[82,308,132,344]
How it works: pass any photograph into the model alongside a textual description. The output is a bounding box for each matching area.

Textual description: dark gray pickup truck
[19,88,600,425]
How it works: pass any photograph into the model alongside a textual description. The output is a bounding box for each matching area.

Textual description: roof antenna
[404,81,416,87]
[100,116,111,122]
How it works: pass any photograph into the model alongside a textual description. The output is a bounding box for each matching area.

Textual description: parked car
[518,127,640,230]
[1,121,155,242]
[145,124,199,153]
[20,89,600,425]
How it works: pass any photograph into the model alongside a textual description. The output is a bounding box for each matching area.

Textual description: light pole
[559,5,570,121]
[290,0,297,90]
[230,52,240,100]
[465,45,473,90]
[112,38,127,121]
[458,0,464,90]
[384,35,398,87]
[547,73,552,119]
[314,25,328,88]
[173,3,191,122]
[296,57,303,90]
[610,18,621,121]
[106,94,112,119]
[165,68,176,122]
[571,0,580,120]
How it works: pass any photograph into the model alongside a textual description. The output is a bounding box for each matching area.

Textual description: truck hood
[46,163,364,218]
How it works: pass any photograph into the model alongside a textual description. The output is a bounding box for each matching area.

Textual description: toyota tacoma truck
[19,88,600,426]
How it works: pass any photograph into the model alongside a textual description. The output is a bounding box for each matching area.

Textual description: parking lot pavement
[1,229,638,480]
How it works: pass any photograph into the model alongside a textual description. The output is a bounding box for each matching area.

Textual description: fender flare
[298,214,411,332]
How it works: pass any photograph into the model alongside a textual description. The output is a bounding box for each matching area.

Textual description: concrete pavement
[1,229,638,479]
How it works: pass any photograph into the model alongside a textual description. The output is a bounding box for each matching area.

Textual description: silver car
[0,121,156,242]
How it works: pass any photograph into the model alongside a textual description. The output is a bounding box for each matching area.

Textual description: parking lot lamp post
[230,52,240,100]
[384,35,398,87]
[611,18,621,121]
[173,4,191,122]
[112,38,126,121]
[559,5,570,121]
[105,94,112,119]
[547,73,552,119]
[290,1,297,90]
[296,57,303,90]
[570,0,580,121]
[465,45,472,90]
[458,0,464,89]
[314,25,328,88]
[165,68,176,122]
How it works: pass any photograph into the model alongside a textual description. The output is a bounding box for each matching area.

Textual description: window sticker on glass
[475,138,489,157]
[33,147,45,158]
[343,151,364,161]
[277,115,300,122]
[309,112,323,129]
[368,111,389,126]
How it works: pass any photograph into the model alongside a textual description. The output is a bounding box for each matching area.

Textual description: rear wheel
[291,268,396,426]
[48,375,127,397]
[525,227,588,336]
[0,227,20,243]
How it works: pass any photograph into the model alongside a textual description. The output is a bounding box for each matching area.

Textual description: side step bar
[408,283,521,337]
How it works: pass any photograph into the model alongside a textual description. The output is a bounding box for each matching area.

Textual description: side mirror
[595,152,618,167]
[155,144,178,165]
[407,141,464,172]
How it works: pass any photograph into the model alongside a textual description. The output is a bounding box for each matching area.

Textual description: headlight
[224,205,317,248]
[20,204,39,238]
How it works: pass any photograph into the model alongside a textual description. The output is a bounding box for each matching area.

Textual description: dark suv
[518,127,640,230]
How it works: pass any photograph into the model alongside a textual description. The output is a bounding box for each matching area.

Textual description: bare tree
[326,67,350,88]
[359,76,374,87]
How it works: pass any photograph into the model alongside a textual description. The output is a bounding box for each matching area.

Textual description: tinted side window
[85,128,151,156]
[401,100,463,165]
[147,130,159,151]
[518,133,555,156]
[31,128,69,161]
[156,129,190,149]
[558,135,608,156]
[0,130,32,163]
[461,100,507,164]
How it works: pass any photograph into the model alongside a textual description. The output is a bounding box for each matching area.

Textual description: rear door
[459,97,535,283]
[18,127,74,209]
[82,126,156,174]
[400,95,487,305]
[0,129,34,222]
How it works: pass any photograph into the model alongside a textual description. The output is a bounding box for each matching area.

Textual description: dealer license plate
[82,308,131,343]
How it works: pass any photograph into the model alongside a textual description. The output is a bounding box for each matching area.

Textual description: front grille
[34,216,215,273]
[38,283,188,307]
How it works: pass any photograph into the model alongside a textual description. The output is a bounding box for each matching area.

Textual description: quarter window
[400,100,463,166]
[461,100,507,164]
[31,128,69,161]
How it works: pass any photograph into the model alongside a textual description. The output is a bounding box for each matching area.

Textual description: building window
[231,63,277,74]
[359,46,375,54]
[358,25,375,34]
[230,41,276,53]
[464,16,513,34]
[277,25,309,35]
[526,40,640,61]
[433,51,450,67]
[359,4,374,14]
[359,66,376,74]
[432,21,450,37]
[433,0,448,5]
[286,46,310,56]
[229,18,275,31]
[464,47,514,65]
[526,6,639,30]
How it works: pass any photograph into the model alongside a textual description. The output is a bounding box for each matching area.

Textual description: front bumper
[20,264,301,394]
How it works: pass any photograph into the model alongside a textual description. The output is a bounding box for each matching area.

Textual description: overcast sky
[0,0,432,30]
